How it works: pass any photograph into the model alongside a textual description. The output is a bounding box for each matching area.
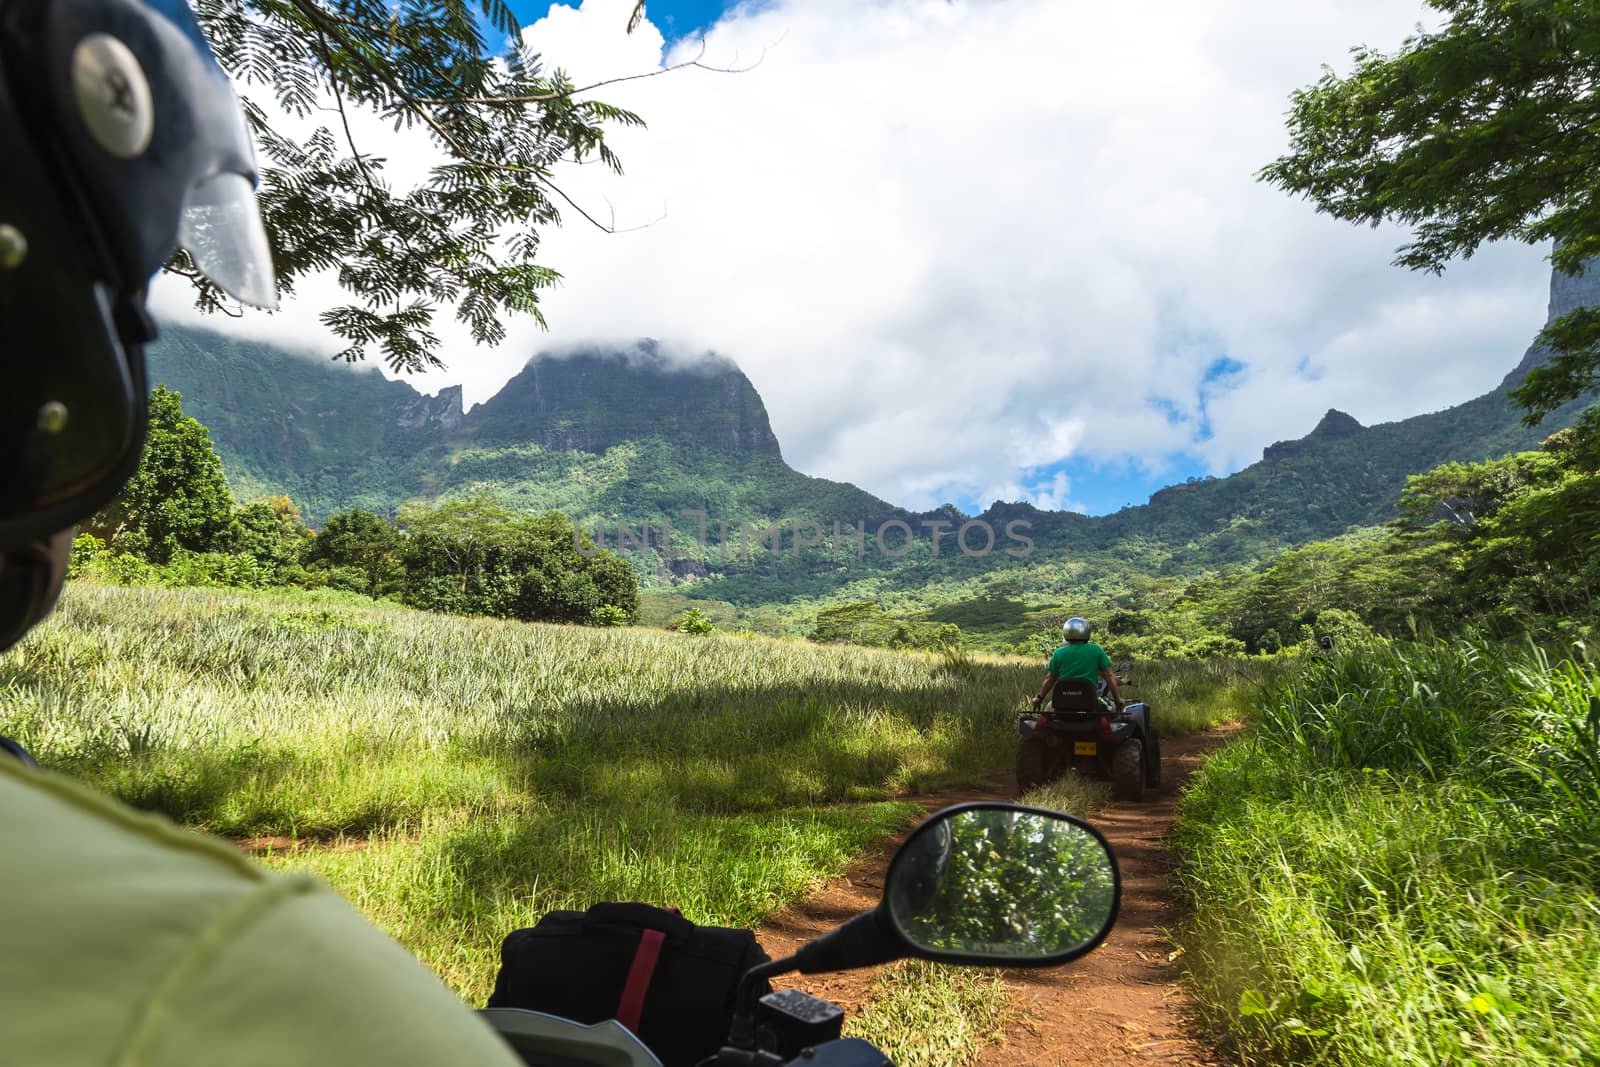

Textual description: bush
[677,608,716,635]
[1178,634,1248,659]
[67,534,108,579]
[591,604,630,627]
[98,553,160,586]
[160,550,271,589]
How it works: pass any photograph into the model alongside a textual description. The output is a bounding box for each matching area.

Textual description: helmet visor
[178,171,277,310]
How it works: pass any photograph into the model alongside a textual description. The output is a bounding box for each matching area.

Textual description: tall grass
[5,584,1266,1048]
[1127,656,1278,733]
[2,583,1042,1002]
[5,584,1043,834]
[1174,639,1600,1065]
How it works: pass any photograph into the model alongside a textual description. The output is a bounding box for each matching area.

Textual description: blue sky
[508,1,732,41]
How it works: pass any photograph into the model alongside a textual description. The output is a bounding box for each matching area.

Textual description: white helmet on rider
[1062,617,1091,643]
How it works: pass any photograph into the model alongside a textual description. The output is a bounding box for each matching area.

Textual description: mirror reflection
[886,807,1116,960]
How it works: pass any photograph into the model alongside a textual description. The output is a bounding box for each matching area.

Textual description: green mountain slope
[144,256,1593,607]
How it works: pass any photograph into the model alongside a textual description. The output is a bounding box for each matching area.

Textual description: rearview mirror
[883,803,1119,965]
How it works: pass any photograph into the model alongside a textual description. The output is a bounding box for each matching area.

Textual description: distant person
[1318,634,1334,654]
[0,2,523,1064]
[1031,618,1125,713]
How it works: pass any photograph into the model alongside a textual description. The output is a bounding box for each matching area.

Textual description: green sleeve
[1096,645,1112,671]
[0,761,525,1067]
[1046,646,1063,676]
[144,883,526,1066]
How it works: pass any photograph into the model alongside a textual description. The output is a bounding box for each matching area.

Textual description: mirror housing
[780,802,1121,976]
[881,802,1120,967]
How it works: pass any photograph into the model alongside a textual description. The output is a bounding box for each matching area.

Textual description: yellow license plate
[1074,742,1098,756]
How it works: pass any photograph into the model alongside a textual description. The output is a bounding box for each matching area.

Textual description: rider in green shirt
[1031,618,1125,712]
[0,5,522,1063]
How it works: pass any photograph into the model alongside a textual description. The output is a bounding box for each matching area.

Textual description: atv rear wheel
[1017,736,1050,794]
[1111,738,1145,802]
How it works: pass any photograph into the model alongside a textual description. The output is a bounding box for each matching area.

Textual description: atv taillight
[1099,715,1111,737]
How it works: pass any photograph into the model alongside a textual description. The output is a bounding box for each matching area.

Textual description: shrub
[677,607,715,635]
[67,534,108,579]
[99,553,159,586]
[591,604,630,627]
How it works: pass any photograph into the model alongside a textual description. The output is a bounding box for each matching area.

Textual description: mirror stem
[791,909,901,975]
[729,957,799,1048]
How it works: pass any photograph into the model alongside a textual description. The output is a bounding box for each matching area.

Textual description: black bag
[487,902,773,1067]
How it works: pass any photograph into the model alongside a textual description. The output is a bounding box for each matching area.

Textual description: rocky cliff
[1500,253,1600,387]
[461,340,782,457]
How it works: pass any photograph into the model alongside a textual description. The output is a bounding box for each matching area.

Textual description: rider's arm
[1033,672,1056,706]
[0,760,525,1067]
[1098,666,1124,707]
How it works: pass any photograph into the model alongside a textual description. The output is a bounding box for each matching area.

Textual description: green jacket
[0,758,524,1067]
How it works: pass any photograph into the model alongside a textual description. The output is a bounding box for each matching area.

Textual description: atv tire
[1017,736,1050,795]
[1112,738,1145,802]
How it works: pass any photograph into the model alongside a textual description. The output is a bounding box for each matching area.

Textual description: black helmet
[0,0,275,645]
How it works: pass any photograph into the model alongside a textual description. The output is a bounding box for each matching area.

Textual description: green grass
[1173,639,1600,1065]
[7,584,1042,836]
[4,582,1263,1059]
[265,802,913,1003]
[845,960,1015,1067]
[2,582,1041,1003]
[1129,655,1279,734]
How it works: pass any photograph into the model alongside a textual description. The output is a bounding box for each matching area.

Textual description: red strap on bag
[615,927,665,1034]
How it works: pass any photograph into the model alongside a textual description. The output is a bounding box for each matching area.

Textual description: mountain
[144,331,899,540]
[145,254,1593,602]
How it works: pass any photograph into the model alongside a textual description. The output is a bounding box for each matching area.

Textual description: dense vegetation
[76,387,638,627]
[1174,640,1600,1064]
[146,291,1587,621]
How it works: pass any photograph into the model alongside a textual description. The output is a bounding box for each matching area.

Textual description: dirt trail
[754,725,1242,1066]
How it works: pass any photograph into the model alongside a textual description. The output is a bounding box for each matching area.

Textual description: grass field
[3,582,1260,1060]
[1173,639,1600,1065]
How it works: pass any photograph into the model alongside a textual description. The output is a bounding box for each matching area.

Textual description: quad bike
[1016,673,1161,801]
[481,803,1121,1067]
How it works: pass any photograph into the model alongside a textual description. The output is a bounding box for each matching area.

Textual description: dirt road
[755,725,1241,1066]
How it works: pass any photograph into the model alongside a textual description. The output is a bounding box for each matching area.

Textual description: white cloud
[985,470,1085,514]
[159,0,1555,512]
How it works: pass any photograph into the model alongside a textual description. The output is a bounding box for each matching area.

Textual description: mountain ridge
[144,254,1592,599]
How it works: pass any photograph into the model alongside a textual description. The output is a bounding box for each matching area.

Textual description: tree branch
[412,35,765,107]
[314,23,380,195]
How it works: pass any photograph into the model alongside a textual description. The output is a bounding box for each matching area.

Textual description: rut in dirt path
[752,725,1242,1067]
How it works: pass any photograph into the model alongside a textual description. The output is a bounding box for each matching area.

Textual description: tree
[308,507,405,596]
[503,512,639,624]
[234,494,315,576]
[891,809,1116,958]
[90,388,238,562]
[397,498,638,623]
[186,0,669,370]
[398,493,514,593]
[1260,1,1600,423]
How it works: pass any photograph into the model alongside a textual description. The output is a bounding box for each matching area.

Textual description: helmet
[1062,617,1091,642]
[1,0,276,647]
